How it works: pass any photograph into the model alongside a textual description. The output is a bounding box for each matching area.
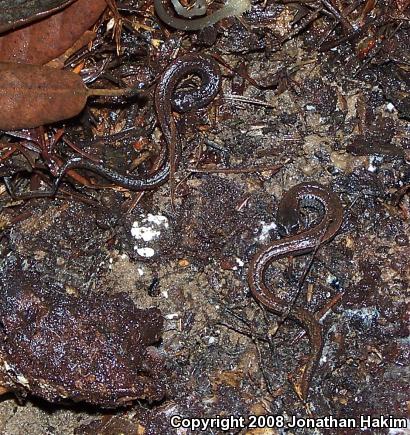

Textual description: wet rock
[0,254,166,407]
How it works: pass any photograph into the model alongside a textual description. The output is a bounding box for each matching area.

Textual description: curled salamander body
[248,182,343,400]
[154,53,221,203]
[54,53,221,195]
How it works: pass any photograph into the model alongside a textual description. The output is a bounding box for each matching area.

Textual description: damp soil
[0,1,409,434]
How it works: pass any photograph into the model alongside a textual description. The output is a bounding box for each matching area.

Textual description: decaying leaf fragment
[0,0,107,64]
[0,62,129,130]
[0,0,75,33]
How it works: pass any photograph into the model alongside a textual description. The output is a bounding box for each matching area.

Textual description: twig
[290,291,344,344]
[223,94,275,108]
[279,218,332,326]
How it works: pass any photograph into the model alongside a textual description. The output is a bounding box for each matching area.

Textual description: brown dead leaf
[0,62,88,129]
[0,0,107,64]
[0,62,132,129]
[0,0,75,33]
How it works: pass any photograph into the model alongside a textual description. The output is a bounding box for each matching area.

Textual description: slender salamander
[154,53,221,205]
[247,182,343,400]
[54,53,221,195]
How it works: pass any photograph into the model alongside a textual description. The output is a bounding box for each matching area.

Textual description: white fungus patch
[135,247,155,258]
[131,213,169,256]
[131,225,161,242]
[131,213,169,241]
[146,213,169,227]
[258,221,277,242]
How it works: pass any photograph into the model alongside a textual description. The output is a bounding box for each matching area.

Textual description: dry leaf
[0,0,75,33]
[0,0,107,64]
[0,63,128,130]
